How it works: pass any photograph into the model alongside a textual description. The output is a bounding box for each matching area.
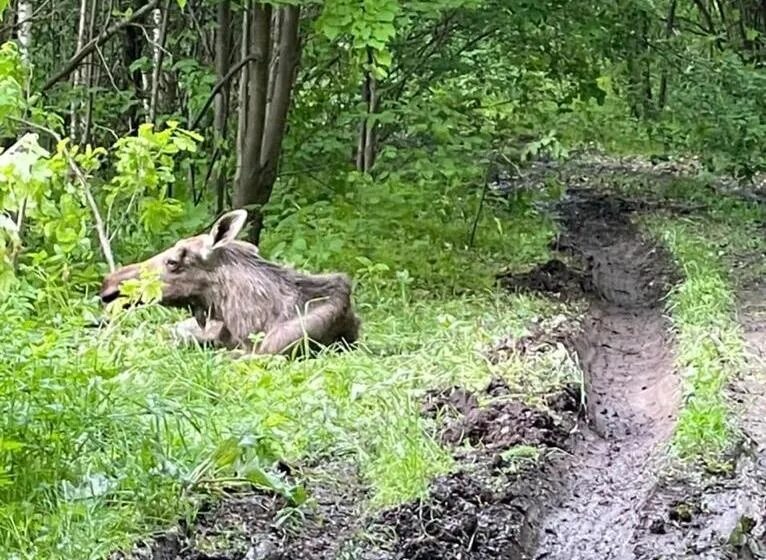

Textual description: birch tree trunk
[70,0,89,141]
[214,0,232,213]
[16,0,32,64]
[149,0,171,124]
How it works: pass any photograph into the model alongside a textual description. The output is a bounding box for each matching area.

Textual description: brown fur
[100,210,361,356]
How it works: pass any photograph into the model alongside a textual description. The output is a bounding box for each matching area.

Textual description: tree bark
[658,0,677,110]
[82,0,100,145]
[70,0,89,141]
[241,3,272,189]
[213,0,232,213]
[16,0,32,64]
[234,2,251,210]
[356,47,378,173]
[234,4,301,243]
[149,0,171,124]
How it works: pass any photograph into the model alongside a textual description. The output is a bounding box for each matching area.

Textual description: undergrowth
[0,175,573,559]
[654,223,742,461]
[642,178,765,463]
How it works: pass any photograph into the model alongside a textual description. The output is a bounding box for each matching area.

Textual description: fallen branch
[42,0,160,91]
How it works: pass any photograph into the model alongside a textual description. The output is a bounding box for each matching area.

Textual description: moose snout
[99,275,122,304]
[99,264,140,304]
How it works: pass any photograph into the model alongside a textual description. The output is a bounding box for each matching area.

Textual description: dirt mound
[423,380,579,451]
[498,258,588,299]
[485,313,582,365]
[356,380,580,560]
[361,462,558,560]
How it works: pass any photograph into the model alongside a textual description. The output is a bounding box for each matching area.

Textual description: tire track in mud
[533,190,681,559]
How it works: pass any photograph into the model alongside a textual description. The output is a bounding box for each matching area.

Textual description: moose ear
[210,209,248,247]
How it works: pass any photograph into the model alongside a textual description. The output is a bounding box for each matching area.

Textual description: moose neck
[202,248,300,345]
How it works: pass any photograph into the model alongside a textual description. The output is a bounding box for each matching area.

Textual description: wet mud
[522,190,683,560]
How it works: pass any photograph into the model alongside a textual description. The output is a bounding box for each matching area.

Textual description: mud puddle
[503,190,682,559]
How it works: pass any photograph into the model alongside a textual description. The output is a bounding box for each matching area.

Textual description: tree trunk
[234,1,251,209]
[16,0,32,63]
[82,0,100,145]
[70,0,89,141]
[234,4,301,244]
[658,0,677,110]
[122,0,150,131]
[356,47,378,173]
[149,0,171,124]
[213,0,232,214]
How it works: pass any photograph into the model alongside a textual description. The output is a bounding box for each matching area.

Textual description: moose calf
[99,209,361,356]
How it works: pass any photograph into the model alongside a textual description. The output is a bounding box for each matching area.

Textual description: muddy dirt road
[531,191,681,559]
[629,285,766,559]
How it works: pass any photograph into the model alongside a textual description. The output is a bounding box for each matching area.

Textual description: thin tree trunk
[234,1,251,204]
[234,4,301,243]
[363,73,378,171]
[82,0,100,145]
[213,0,232,214]
[123,0,149,130]
[244,3,272,172]
[261,6,299,168]
[356,47,378,173]
[658,0,677,110]
[16,0,32,64]
[149,0,171,124]
[42,0,160,91]
[640,12,653,118]
[70,0,89,140]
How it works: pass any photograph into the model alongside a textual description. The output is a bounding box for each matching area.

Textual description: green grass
[0,177,579,559]
[651,222,743,460]
[639,177,765,463]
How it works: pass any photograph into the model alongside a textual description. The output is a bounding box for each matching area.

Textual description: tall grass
[0,175,572,559]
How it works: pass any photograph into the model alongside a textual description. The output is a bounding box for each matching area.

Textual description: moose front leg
[169,317,225,347]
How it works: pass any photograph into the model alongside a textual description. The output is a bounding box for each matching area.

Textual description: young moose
[99,210,361,355]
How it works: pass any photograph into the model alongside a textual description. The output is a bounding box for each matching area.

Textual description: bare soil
[345,378,580,560]
[111,377,581,560]
[511,190,682,560]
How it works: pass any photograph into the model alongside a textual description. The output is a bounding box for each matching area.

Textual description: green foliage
[652,221,742,462]
[0,121,202,293]
[0,178,568,557]
[0,41,25,127]
[106,121,203,241]
[641,182,765,463]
